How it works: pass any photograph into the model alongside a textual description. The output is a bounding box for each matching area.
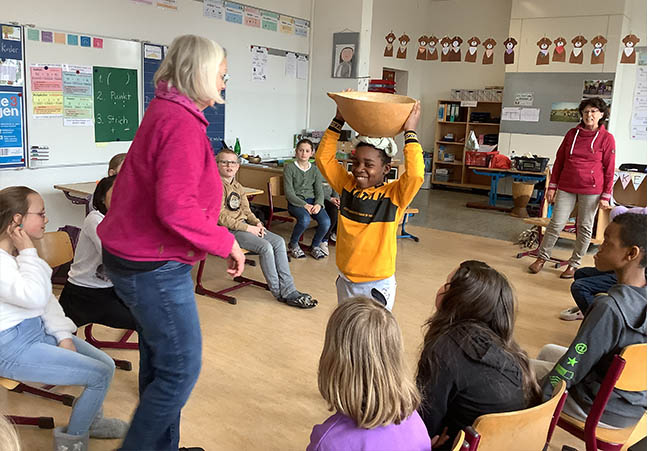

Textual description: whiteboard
[24,28,141,168]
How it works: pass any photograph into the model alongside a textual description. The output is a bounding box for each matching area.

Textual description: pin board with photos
[0,23,27,169]
[23,26,141,168]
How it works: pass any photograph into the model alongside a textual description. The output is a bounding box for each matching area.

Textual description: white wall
[1,0,312,230]
[504,0,646,165]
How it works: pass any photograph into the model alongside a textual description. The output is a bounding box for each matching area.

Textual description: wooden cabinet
[431,100,502,190]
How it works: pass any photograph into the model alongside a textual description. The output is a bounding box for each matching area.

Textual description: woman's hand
[226,240,245,278]
[311,204,322,214]
[58,338,77,352]
[599,199,611,210]
[546,188,556,204]
[431,427,450,449]
[8,225,34,252]
[403,100,421,132]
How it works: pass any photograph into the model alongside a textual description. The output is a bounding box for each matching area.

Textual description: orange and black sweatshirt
[315,118,424,283]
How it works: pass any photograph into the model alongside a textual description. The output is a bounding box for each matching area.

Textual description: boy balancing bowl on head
[317,91,424,311]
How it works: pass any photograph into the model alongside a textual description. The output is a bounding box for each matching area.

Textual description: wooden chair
[553,344,647,451]
[1,378,55,429]
[452,430,469,450]
[195,250,269,305]
[464,380,567,451]
[33,231,135,371]
[265,175,295,229]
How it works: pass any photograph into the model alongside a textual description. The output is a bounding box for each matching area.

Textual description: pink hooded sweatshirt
[548,124,616,201]
[97,82,234,264]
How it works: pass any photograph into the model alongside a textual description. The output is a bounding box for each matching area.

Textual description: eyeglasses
[218,160,239,166]
[582,108,600,114]
[25,211,47,219]
[222,73,230,85]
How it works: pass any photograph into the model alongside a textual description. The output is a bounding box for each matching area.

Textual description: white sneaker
[330,232,337,242]
[319,241,329,256]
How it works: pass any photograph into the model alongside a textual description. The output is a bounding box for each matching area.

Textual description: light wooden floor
[6,223,592,450]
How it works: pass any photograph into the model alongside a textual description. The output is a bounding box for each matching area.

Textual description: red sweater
[97,82,234,264]
[549,124,615,201]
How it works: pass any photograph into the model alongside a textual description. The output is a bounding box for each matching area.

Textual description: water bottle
[234,138,241,156]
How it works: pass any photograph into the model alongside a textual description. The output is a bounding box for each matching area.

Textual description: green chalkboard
[93,66,138,143]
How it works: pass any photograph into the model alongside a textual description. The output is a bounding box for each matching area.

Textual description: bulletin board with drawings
[23,26,141,168]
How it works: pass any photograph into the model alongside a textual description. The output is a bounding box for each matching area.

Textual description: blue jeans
[106,260,202,451]
[571,267,617,313]
[287,198,331,247]
[0,317,114,435]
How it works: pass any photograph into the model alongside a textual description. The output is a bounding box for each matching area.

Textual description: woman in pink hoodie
[97,35,245,451]
[529,97,615,278]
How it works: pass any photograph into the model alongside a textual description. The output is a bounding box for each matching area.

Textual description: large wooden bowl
[327,91,416,137]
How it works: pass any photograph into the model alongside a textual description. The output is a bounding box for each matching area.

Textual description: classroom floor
[6,221,600,451]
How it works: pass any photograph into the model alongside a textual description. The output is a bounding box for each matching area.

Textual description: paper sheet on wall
[501,107,521,121]
[284,52,296,78]
[62,64,93,126]
[244,6,261,27]
[514,92,534,106]
[204,0,223,19]
[251,46,268,82]
[0,59,22,87]
[30,64,63,117]
[294,18,309,38]
[520,107,540,122]
[296,55,308,80]
[630,65,646,140]
[0,91,24,165]
[157,0,177,10]
[261,10,278,31]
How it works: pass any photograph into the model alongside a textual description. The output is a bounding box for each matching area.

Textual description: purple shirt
[307,411,431,451]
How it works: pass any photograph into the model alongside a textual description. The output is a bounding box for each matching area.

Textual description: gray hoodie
[541,284,647,427]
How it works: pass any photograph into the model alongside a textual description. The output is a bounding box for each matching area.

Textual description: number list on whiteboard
[93,66,138,142]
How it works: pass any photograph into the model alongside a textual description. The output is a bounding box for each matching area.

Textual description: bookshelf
[432,100,502,189]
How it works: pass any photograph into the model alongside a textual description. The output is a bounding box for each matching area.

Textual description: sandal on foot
[288,245,306,259]
[559,306,584,321]
[279,292,318,309]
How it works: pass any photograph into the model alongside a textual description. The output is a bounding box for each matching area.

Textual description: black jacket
[417,323,528,447]
[540,284,647,427]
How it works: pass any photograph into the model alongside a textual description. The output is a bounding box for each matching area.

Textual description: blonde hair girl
[308,297,431,451]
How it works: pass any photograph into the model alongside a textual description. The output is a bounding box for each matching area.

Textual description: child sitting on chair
[416,260,540,449]
[0,186,127,450]
[283,139,331,260]
[216,149,317,309]
[308,297,430,451]
[315,99,424,310]
[533,213,646,429]
[59,176,137,330]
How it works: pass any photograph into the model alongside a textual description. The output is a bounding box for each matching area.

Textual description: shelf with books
[432,99,501,190]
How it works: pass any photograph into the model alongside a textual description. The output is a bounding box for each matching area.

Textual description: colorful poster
[67,34,79,46]
[261,10,278,32]
[62,66,92,96]
[204,0,224,19]
[41,31,53,43]
[0,59,23,87]
[550,102,580,122]
[32,91,63,117]
[157,0,177,10]
[93,38,104,49]
[0,91,24,165]
[294,18,309,38]
[27,28,39,41]
[225,1,244,24]
[80,36,91,47]
[144,44,163,60]
[54,32,65,44]
[30,65,63,91]
[279,15,294,34]
[244,6,261,28]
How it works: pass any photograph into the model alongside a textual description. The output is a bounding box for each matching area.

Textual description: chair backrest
[617,343,647,391]
[466,380,567,451]
[451,430,468,451]
[267,175,285,197]
[32,231,74,269]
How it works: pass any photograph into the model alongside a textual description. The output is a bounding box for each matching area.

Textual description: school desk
[465,167,548,212]
[54,182,263,215]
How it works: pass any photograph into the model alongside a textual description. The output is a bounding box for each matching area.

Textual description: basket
[466,151,498,167]
[513,157,549,173]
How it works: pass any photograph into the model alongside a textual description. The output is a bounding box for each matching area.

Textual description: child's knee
[258,239,273,255]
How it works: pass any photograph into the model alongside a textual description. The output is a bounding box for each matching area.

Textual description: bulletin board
[0,23,27,169]
[500,72,615,136]
[23,27,141,168]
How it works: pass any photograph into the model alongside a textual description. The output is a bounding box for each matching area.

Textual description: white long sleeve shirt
[68,210,112,288]
[0,247,76,343]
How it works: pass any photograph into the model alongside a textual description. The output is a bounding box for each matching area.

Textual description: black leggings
[324,199,339,241]
[59,281,137,330]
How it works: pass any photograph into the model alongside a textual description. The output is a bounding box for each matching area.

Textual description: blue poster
[0,91,25,165]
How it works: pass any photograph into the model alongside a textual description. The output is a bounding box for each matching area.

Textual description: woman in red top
[529,97,615,278]
[98,35,245,451]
